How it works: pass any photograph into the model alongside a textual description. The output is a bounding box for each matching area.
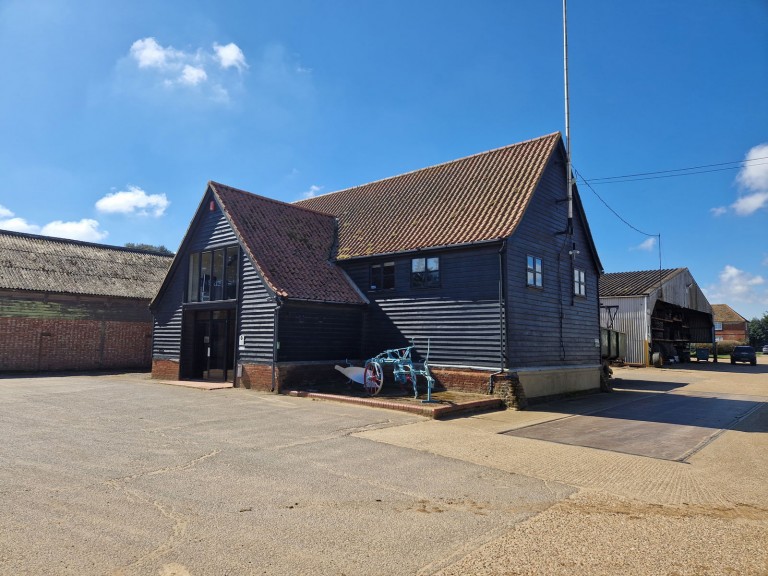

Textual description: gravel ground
[360,358,768,575]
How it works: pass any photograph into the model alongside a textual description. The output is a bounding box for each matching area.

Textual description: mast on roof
[563,0,573,236]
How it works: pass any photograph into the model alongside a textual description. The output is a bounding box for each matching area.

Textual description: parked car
[731,345,757,365]
[762,345,768,354]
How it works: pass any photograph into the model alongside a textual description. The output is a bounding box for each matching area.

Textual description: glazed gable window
[370,262,395,291]
[527,255,543,288]
[412,257,440,288]
[574,269,586,296]
[187,246,239,302]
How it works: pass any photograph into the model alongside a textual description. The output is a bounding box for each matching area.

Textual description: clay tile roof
[0,230,173,299]
[295,133,561,260]
[711,304,747,323]
[599,268,685,297]
[210,182,367,305]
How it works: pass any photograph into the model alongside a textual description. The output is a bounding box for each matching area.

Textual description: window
[187,246,239,302]
[411,257,440,288]
[527,256,542,287]
[370,262,395,291]
[714,322,723,331]
[574,268,586,296]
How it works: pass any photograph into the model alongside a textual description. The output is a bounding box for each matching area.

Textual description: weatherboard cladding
[151,202,242,361]
[210,182,366,305]
[295,133,561,260]
[505,149,601,367]
[0,230,172,299]
[341,245,503,367]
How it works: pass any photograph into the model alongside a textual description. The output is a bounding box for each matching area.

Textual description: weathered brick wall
[429,367,491,394]
[0,317,152,372]
[151,359,180,380]
[239,363,274,391]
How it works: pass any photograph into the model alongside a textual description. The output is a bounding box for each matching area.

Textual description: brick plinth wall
[0,317,152,372]
[239,363,274,392]
[429,367,493,394]
[151,359,180,380]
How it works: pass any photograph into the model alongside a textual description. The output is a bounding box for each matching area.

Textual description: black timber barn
[0,230,172,372]
[151,133,604,399]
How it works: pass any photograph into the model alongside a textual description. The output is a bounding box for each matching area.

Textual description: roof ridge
[209,180,336,219]
[294,132,561,204]
[0,229,174,257]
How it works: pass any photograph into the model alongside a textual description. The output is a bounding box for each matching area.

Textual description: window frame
[526,255,543,288]
[574,268,586,297]
[369,261,395,291]
[411,256,440,289]
[187,245,239,303]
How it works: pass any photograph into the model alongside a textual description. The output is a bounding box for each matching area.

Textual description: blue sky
[1,1,767,319]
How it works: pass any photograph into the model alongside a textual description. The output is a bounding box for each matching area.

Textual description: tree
[747,312,768,348]
[124,242,174,255]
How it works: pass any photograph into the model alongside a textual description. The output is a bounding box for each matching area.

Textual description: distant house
[151,133,604,399]
[711,304,748,343]
[599,268,713,365]
[0,230,172,372]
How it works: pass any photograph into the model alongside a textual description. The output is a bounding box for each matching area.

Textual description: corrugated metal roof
[0,230,173,299]
[711,304,747,323]
[210,182,368,305]
[599,269,685,297]
[295,133,561,260]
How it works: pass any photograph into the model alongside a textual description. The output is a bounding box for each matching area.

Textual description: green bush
[692,340,742,355]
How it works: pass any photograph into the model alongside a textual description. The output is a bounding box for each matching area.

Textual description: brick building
[712,304,748,343]
[0,230,172,372]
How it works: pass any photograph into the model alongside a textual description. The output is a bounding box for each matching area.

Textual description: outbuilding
[0,230,172,372]
[599,268,713,366]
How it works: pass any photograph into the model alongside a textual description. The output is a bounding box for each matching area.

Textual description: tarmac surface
[1,356,767,575]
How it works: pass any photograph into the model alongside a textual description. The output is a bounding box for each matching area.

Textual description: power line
[573,167,658,238]
[585,156,768,185]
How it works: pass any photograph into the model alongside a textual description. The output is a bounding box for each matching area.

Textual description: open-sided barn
[599,268,714,366]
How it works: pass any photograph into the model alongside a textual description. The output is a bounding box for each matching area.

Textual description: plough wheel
[363,361,384,396]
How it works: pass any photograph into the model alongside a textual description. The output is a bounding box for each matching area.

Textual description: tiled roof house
[0,230,172,371]
[711,304,748,343]
[151,133,605,398]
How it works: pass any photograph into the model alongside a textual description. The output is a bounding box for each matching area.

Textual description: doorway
[189,309,236,381]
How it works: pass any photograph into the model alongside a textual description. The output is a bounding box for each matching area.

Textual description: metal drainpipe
[271,297,283,392]
[489,240,507,394]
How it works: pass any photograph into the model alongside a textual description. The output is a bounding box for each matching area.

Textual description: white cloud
[214,42,248,71]
[631,237,656,252]
[737,143,768,192]
[710,206,727,217]
[95,186,169,217]
[302,184,323,199]
[0,216,41,234]
[124,37,248,101]
[732,192,768,216]
[180,65,207,86]
[40,219,107,242]
[130,37,182,70]
[0,205,108,242]
[705,265,768,311]
[731,143,768,216]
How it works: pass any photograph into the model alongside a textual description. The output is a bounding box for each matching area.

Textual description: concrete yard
[1,357,767,575]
